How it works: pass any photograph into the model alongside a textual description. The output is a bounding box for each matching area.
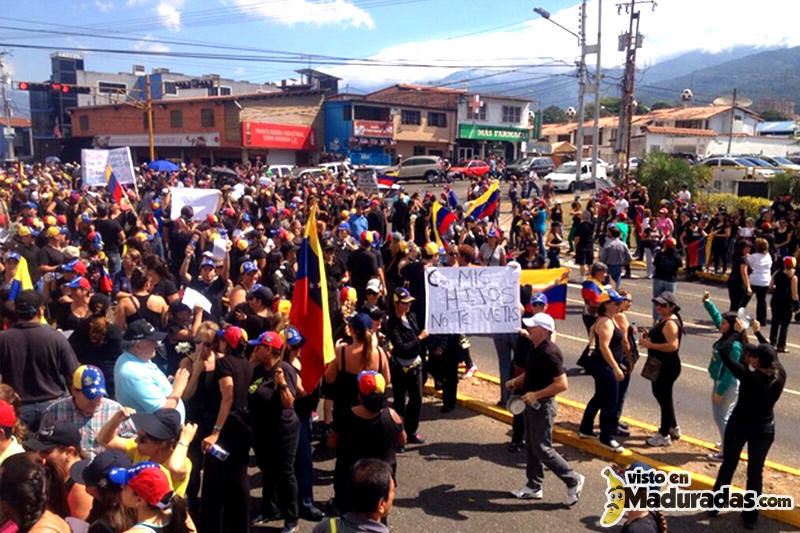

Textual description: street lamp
[533,6,581,42]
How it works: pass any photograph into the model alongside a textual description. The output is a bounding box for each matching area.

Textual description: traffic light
[17,81,28,90]
[16,82,89,94]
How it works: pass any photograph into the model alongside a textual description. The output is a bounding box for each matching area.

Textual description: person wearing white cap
[505,312,584,505]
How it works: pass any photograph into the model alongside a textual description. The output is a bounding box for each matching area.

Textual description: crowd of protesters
[0,158,791,532]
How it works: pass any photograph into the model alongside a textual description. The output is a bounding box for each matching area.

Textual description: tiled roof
[0,117,31,128]
[645,126,717,137]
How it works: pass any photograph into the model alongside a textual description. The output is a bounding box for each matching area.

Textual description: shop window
[502,105,521,123]
[170,110,183,128]
[466,105,486,120]
[428,112,447,127]
[401,110,421,125]
[354,105,389,121]
[413,145,426,155]
[78,115,89,132]
[201,108,215,127]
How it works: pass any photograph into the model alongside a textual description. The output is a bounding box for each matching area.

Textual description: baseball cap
[123,319,167,342]
[70,450,132,488]
[742,342,778,369]
[249,285,275,305]
[248,330,283,350]
[357,370,386,395]
[349,312,373,332]
[652,291,678,306]
[663,237,677,248]
[423,242,440,257]
[109,462,173,509]
[62,246,80,261]
[217,326,249,348]
[240,261,258,274]
[393,287,415,303]
[130,409,182,441]
[200,258,216,269]
[72,365,107,400]
[0,400,16,428]
[17,225,32,237]
[61,259,88,276]
[365,278,382,294]
[283,328,305,348]
[66,277,92,291]
[530,293,548,306]
[602,288,626,303]
[521,312,555,332]
[23,421,82,452]
[45,226,60,238]
[360,305,385,321]
[338,222,350,232]
[784,256,797,269]
[339,286,357,304]
[5,252,20,262]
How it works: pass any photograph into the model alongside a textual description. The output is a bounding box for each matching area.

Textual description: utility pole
[574,0,587,185]
[615,0,654,182]
[145,74,155,162]
[0,52,14,160]
[726,88,737,155]
[589,0,602,181]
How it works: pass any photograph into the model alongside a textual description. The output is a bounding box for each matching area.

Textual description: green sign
[458,123,530,142]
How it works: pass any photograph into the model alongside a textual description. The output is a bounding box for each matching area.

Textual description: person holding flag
[431,201,456,249]
[465,180,500,222]
[2,251,33,302]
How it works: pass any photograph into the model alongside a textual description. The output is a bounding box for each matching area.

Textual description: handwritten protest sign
[169,187,221,221]
[425,266,520,334]
[81,148,135,186]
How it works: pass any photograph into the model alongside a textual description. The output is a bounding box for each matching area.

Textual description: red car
[449,159,490,179]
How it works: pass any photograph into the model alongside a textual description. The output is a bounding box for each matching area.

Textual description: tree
[759,109,791,121]
[634,102,650,115]
[583,97,622,119]
[651,101,672,110]
[542,105,567,124]
[636,152,712,209]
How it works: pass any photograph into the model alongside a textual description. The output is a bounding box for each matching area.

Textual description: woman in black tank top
[115,268,168,333]
[579,290,628,452]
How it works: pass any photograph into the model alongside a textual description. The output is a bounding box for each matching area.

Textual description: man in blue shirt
[114,319,188,421]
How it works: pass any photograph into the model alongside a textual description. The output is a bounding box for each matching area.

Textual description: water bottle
[207,444,229,461]
[631,322,639,343]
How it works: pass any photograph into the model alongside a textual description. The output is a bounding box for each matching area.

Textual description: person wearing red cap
[113,461,194,533]
[0,399,24,465]
[56,276,93,331]
[248,331,300,532]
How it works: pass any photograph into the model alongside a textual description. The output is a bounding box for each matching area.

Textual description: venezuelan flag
[686,235,713,268]
[465,180,500,220]
[431,201,456,248]
[289,206,335,391]
[520,267,569,319]
[581,277,607,307]
[377,173,396,187]
[105,163,124,206]
[7,256,33,301]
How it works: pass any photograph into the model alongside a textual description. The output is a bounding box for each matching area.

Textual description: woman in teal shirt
[702,292,746,461]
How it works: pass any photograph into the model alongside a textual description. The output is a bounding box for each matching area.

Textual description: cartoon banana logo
[601,467,626,527]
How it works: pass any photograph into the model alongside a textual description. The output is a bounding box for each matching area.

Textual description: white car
[319,161,353,175]
[547,161,609,192]
[267,165,295,178]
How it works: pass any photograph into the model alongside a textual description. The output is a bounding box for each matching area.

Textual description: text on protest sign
[81,148,135,186]
[425,266,520,334]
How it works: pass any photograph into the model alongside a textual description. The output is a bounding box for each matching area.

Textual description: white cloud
[235,67,245,75]
[156,1,182,31]
[230,0,373,29]
[126,0,148,5]
[328,0,800,89]
[133,34,171,53]
[94,0,114,11]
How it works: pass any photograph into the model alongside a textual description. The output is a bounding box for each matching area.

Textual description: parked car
[268,165,294,178]
[628,157,640,172]
[297,167,326,180]
[384,155,444,181]
[752,155,800,172]
[547,160,608,192]
[319,161,353,175]
[699,157,775,180]
[448,159,490,179]
[505,156,555,178]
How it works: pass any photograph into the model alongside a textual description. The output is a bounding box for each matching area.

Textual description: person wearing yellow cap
[328,370,405,514]
[37,225,66,278]
[12,226,40,283]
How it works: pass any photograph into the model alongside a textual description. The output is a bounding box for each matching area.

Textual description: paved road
[401,179,799,468]
[253,399,791,532]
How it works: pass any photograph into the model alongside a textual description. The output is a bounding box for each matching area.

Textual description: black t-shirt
[653,249,682,282]
[575,221,595,250]
[37,245,64,269]
[248,361,299,429]
[152,278,179,300]
[346,248,379,300]
[188,277,227,322]
[14,242,40,281]
[516,253,544,269]
[621,512,662,533]
[523,338,565,396]
[216,355,253,417]
[95,218,124,254]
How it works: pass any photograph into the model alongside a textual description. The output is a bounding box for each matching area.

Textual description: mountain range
[431,45,799,112]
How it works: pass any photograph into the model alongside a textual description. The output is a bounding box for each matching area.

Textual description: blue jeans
[652,278,677,321]
[607,264,622,288]
[107,252,122,277]
[712,381,738,449]
[20,397,63,432]
[493,333,517,404]
[295,411,315,507]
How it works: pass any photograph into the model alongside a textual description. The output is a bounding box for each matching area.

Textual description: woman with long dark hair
[578,289,628,453]
[115,268,168,333]
[69,450,136,533]
[143,255,179,303]
[69,294,123,397]
[328,370,405,514]
[727,240,753,312]
[0,454,71,533]
[640,291,684,447]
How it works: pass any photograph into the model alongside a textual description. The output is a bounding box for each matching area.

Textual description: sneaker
[617,422,630,430]
[669,426,681,440]
[578,429,596,439]
[508,441,523,453]
[440,405,455,414]
[613,427,631,438]
[511,485,543,500]
[708,452,724,462]
[646,433,672,447]
[407,433,426,444]
[567,474,585,506]
[600,439,625,453]
[463,365,478,379]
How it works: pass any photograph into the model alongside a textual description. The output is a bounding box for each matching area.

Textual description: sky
[1,0,799,95]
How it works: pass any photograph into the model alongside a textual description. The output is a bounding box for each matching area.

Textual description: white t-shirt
[748,252,773,287]
[677,190,692,202]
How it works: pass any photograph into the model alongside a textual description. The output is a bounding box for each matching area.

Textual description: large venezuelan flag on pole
[519,267,570,319]
[7,256,33,301]
[290,206,335,390]
[431,201,456,248]
[465,180,500,220]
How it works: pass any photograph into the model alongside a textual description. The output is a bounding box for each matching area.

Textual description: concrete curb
[470,371,800,478]
[426,383,800,527]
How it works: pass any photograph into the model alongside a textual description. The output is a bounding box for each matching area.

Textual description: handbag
[640,355,662,381]
[577,344,593,368]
